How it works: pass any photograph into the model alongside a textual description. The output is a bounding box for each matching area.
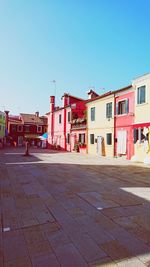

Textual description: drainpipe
[113,94,116,157]
[64,108,66,150]
[86,108,88,154]
[50,96,55,146]
[4,110,9,132]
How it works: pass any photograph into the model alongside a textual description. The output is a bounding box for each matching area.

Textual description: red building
[47,93,87,151]
[114,85,135,160]
[7,112,47,146]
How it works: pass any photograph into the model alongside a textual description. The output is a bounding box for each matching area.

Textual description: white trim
[37,125,42,133]
[17,125,23,132]
[115,87,133,97]
[136,85,147,105]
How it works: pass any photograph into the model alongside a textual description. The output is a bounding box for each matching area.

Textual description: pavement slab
[0,147,150,266]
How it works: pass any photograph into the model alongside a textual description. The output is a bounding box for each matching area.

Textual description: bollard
[25,141,30,156]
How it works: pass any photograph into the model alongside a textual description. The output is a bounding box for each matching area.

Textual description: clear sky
[0,0,150,115]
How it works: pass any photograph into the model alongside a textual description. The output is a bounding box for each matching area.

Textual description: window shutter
[110,102,112,118]
[125,99,129,113]
[116,103,118,115]
[133,128,138,144]
[107,133,112,145]
[106,104,108,118]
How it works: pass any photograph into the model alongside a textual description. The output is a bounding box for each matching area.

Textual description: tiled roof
[61,93,84,101]
[85,85,132,104]
[20,113,47,125]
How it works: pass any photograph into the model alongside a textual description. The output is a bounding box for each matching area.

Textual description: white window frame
[25,125,30,132]
[136,85,146,105]
[17,125,23,132]
[37,125,42,133]
[91,107,95,122]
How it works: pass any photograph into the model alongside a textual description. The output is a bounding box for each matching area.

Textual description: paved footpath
[0,148,150,267]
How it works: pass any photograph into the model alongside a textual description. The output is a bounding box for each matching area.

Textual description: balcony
[71,118,86,130]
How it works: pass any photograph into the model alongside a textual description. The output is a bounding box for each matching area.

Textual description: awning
[132,122,150,128]
[39,133,48,140]
[24,134,40,139]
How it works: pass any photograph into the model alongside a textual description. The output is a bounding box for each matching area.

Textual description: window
[67,133,70,144]
[116,99,129,115]
[12,125,16,132]
[17,125,23,132]
[133,128,147,144]
[91,107,95,121]
[68,112,71,122]
[79,133,85,144]
[25,125,30,132]
[106,102,112,118]
[106,133,112,145]
[90,134,94,144]
[37,126,42,133]
[137,86,146,104]
[59,114,62,124]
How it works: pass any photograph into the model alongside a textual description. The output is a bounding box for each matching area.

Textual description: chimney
[50,96,55,112]
[87,89,99,99]
[62,93,69,107]
[4,110,9,130]
[35,111,39,117]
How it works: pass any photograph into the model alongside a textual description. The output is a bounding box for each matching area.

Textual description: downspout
[51,111,54,146]
[113,93,116,157]
[86,107,88,154]
[64,108,66,151]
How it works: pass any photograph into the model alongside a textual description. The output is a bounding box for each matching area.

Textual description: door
[97,136,102,155]
[18,136,23,146]
[117,130,127,155]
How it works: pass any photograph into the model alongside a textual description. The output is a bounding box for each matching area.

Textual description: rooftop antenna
[50,80,56,98]
[88,85,95,91]
[99,87,105,94]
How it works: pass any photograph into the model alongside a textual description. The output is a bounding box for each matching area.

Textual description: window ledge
[136,102,148,107]
[115,113,128,117]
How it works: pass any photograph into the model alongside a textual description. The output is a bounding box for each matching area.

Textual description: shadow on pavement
[0,152,150,266]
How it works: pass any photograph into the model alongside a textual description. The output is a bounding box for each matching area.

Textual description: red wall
[115,90,134,159]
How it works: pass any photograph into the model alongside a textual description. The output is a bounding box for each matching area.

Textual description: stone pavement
[0,147,150,267]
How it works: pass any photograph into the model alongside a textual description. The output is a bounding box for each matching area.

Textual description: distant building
[8,112,47,146]
[0,111,6,147]
[132,73,150,162]
[114,85,135,160]
[86,91,114,157]
[47,93,87,151]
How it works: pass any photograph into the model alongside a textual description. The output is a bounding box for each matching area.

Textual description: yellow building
[86,92,114,157]
[132,73,150,163]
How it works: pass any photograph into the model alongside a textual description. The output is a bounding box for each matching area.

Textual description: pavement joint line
[1,221,61,232]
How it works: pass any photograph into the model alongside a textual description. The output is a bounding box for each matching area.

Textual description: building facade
[0,111,6,147]
[114,86,135,160]
[132,74,150,162]
[8,112,47,146]
[47,93,86,151]
[86,92,115,157]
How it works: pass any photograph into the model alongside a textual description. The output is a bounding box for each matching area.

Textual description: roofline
[132,73,150,81]
[112,84,132,94]
[85,85,133,104]
[85,91,112,104]
[61,93,84,101]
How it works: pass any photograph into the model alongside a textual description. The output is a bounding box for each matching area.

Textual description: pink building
[114,85,135,160]
[70,100,87,153]
[47,93,86,151]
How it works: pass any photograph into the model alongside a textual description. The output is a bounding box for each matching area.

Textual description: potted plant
[74,143,79,152]
[79,143,86,153]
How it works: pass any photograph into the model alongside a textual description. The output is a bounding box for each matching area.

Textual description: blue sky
[0,0,150,115]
